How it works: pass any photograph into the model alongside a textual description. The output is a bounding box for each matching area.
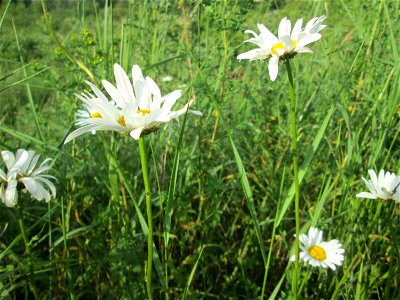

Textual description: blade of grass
[275,105,334,227]
[189,50,267,265]
[311,174,332,227]
[164,99,190,246]
[12,20,44,141]
[182,245,205,300]
[105,147,167,291]
[0,126,59,152]
[0,0,11,31]
[331,254,360,300]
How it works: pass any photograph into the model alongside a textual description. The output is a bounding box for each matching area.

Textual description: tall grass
[0,0,399,299]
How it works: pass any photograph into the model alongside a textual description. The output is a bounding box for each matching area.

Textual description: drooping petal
[237,49,269,61]
[4,179,18,207]
[268,56,279,81]
[64,124,102,144]
[20,177,48,201]
[130,126,145,140]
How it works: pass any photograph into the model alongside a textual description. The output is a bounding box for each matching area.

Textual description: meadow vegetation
[0,0,399,299]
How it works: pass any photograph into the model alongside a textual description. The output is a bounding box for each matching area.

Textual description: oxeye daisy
[290,227,344,270]
[65,63,201,143]
[237,16,326,81]
[0,149,57,207]
[356,169,400,202]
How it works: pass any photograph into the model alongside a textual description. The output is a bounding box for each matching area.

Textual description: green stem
[139,137,153,300]
[286,60,300,299]
[62,198,75,300]
[16,202,39,300]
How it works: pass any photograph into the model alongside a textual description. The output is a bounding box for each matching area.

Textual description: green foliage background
[0,0,399,299]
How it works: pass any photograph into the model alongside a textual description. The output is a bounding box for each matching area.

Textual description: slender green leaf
[276,105,334,227]
[182,245,205,300]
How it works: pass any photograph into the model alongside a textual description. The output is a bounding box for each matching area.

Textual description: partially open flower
[290,227,344,270]
[0,149,57,207]
[237,16,326,81]
[65,64,201,143]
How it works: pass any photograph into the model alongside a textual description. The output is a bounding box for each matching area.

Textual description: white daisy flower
[290,227,344,270]
[65,64,201,143]
[356,169,400,202]
[0,149,57,207]
[237,16,326,81]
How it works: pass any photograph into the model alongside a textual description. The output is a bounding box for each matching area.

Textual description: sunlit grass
[0,0,399,299]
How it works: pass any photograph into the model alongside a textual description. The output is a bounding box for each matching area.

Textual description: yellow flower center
[91,112,102,118]
[118,116,126,127]
[90,112,126,127]
[271,40,297,56]
[137,109,151,116]
[308,245,327,261]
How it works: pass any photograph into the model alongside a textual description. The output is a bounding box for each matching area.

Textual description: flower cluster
[65,64,201,143]
[237,16,326,81]
[0,149,56,207]
[291,227,345,270]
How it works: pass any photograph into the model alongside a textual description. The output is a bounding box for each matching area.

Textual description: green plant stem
[139,137,153,300]
[16,202,39,300]
[286,60,300,299]
[61,198,75,300]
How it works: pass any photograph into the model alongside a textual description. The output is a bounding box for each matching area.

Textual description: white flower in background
[237,16,326,81]
[0,149,57,207]
[65,64,201,143]
[356,169,400,202]
[162,76,173,82]
[290,227,344,270]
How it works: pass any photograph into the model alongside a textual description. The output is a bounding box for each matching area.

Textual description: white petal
[64,124,102,144]
[4,180,18,207]
[257,23,279,47]
[280,35,293,52]
[297,33,322,47]
[161,90,182,113]
[237,49,269,61]
[35,177,56,200]
[10,150,29,173]
[1,151,16,171]
[356,192,377,199]
[146,76,161,99]
[291,18,303,41]
[278,17,289,38]
[102,80,128,108]
[295,47,313,53]
[130,127,144,140]
[268,56,279,81]
[20,177,47,201]
[27,154,41,175]
[114,64,135,105]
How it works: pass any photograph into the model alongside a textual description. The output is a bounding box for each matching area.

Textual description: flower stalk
[285,60,300,298]
[17,201,39,300]
[139,137,153,300]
